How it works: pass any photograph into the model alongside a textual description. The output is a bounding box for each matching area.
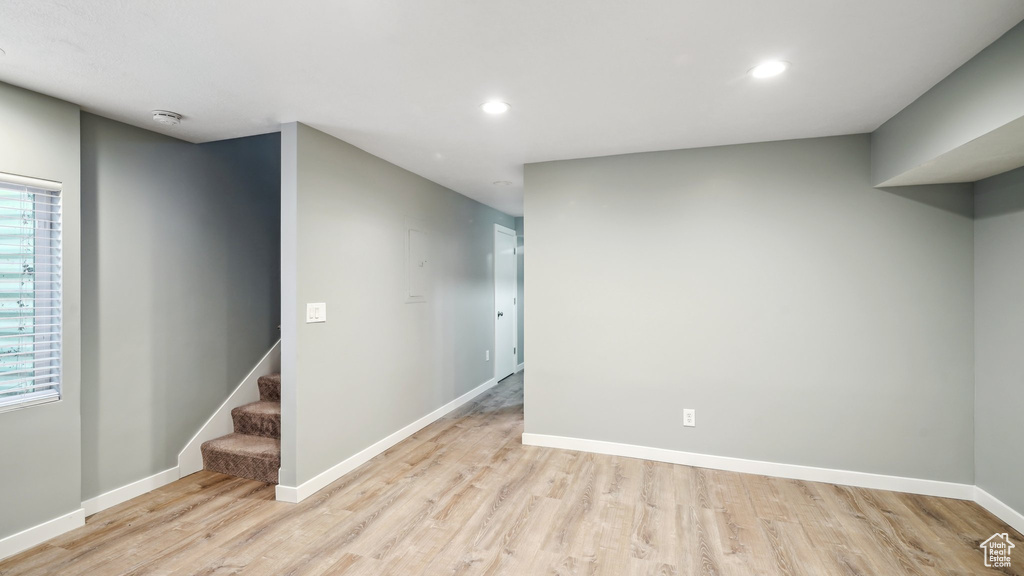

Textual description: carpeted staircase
[200,373,281,484]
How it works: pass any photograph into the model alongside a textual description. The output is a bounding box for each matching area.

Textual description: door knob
[497,311,504,318]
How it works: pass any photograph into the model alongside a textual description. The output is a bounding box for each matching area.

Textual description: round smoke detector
[152,110,182,126]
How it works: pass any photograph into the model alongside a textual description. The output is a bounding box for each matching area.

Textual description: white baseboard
[277,376,499,503]
[0,508,84,562]
[515,362,524,374]
[178,340,281,477]
[975,487,1024,535]
[81,467,180,517]
[521,433,975,501]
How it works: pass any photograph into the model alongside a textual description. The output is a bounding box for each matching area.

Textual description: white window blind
[0,172,62,411]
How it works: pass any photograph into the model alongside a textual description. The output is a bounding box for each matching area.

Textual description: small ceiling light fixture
[152,110,182,126]
[493,180,514,186]
[481,101,511,115]
[749,60,790,79]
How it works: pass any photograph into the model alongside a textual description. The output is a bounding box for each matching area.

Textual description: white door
[494,224,517,381]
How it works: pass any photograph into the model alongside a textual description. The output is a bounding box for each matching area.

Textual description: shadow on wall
[80,123,100,496]
[515,217,524,366]
[877,184,974,218]
[974,167,1024,219]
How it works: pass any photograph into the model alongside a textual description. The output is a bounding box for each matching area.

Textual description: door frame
[494,223,518,382]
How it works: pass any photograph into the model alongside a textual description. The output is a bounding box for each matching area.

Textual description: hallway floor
[1,371,1019,575]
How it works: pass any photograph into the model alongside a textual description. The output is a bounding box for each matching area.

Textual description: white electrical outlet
[485,350,490,361]
[683,409,696,427]
[306,303,326,323]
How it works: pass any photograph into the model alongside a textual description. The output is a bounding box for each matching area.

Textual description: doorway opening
[494,224,518,382]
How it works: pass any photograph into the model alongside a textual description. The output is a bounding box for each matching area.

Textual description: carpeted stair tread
[203,433,279,457]
[202,371,282,484]
[231,401,281,439]
[258,373,281,402]
[201,433,280,484]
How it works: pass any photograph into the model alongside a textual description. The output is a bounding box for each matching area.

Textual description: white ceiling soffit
[880,115,1024,187]
[1,1,1023,217]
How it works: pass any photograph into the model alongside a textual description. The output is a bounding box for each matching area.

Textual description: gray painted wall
[80,113,280,499]
[0,82,82,538]
[280,123,513,487]
[515,216,524,366]
[871,21,1024,185]
[525,134,976,483]
[974,166,1024,514]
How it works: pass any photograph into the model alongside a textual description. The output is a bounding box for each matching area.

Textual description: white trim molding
[0,171,62,192]
[515,362,524,374]
[521,433,976,501]
[81,467,180,517]
[178,340,281,477]
[0,508,84,562]
[277,376,499,503]
[975,487,1024,535]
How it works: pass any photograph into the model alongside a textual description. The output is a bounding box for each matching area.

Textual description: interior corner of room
[1,4,1023,573]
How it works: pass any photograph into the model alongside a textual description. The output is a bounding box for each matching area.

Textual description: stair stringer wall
[178,340,282,477]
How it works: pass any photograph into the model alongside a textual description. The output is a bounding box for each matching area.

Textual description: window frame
[0,172,63,414]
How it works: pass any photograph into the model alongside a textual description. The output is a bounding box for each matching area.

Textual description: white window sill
[0,389,61,413]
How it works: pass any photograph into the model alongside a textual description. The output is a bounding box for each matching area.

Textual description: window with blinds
[0,173,62,411]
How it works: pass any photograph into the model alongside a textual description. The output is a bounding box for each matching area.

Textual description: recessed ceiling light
[481,101,511,115]
[749,60,790,79]
[493,180,514,186]
[152,110,182,126]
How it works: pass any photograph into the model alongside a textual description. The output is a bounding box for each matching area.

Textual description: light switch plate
[306,303,327,323]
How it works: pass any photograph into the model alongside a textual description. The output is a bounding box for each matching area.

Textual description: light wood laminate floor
[1,371,1020,575]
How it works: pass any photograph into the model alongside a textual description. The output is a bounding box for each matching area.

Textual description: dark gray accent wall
[515,216,524,366]
[80,113,280,499]
[974,165,1024,514]
[0,81,83,541]
[525,134,976,483]
[279,122,513,487]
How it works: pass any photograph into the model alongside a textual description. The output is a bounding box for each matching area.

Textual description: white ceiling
[1,1,1023,217]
